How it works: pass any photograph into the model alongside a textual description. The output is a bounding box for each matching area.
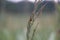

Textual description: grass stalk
[27,0,48,40]
[31,23,39,40]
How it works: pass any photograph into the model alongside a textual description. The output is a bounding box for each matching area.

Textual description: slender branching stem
[27,0,48,40]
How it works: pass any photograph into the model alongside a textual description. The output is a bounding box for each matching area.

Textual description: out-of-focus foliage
[5,1,34,13]
[0,0,60,40]
[36,1,56,14]
[0,0,1,11]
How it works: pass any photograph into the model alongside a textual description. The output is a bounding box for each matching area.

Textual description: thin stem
[31,23,39,40]
[27,0,47,40]
[27,0,37,40]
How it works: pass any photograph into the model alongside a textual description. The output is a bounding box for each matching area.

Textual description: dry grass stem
[27,0,38,40]
[31,23,39,40]
[27,0,48,40]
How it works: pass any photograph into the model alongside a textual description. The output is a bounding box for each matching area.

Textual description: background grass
[0,4,60,40]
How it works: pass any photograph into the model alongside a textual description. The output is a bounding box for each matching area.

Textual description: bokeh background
[0,0,60,40]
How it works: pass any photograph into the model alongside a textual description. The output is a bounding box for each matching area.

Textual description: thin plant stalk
[27,0,38,40]
[31,23,39,40]
[27,0,48,40]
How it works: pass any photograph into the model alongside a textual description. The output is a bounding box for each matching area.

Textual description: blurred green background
[0,0,60,40]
